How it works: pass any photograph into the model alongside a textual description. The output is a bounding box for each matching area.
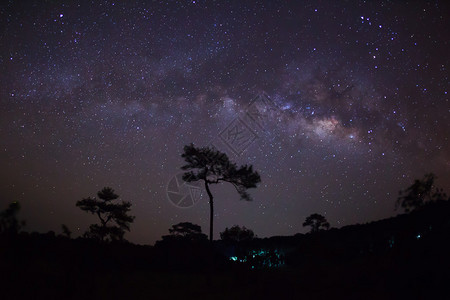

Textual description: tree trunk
[204,181,214,243]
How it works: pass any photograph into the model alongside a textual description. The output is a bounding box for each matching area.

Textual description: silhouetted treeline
[2,199,449,299]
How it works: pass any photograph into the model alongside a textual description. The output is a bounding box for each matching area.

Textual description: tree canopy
[181,143,261,242]
[220,225,255,242]
[163,222,208,241]
[303,213,330,233]
[0,202,25,235]
[181,143,261,201]
[396,173,448,213]
[76,187,135,242]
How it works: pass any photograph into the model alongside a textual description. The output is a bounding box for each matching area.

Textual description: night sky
[1,0,449,245]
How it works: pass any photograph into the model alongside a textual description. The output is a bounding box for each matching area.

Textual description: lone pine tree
[181,144,261,242]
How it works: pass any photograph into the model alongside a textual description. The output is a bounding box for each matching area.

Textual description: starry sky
[1,0,449,245]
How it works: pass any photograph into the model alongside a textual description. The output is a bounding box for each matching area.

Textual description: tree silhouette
[76,187,135,242]
[220,225,255,242]
[0,201,25,234]
[162,222,208,241]
[181,143,261,242]
[396,173,447,213]
[61,224,72,238]
[303,213,330,233]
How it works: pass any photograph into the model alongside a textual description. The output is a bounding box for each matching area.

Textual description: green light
[229,248,284,269]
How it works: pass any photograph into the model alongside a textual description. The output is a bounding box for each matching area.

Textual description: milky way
[1,1,449,244]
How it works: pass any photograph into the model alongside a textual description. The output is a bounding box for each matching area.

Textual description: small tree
[303,213,330,233]
[163,222,208,241]
[0,202,25,234]
[76,187,135,242]
[220,225,255,242]
[181,144,261,243]
[396,173,447,213]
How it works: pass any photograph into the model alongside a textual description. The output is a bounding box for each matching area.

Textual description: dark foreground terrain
[1,201,450,300]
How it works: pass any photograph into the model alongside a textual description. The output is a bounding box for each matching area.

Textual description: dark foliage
[181,143,261,242]
[2,174,450,299]
[162,222,208,242]
[2,200,450,299]
[181,143,261,200]
[220,225,255,242]
[396,173,448,212]
[303,213,330,233]
[0,202,25,235]
[76,187,135,242]
[61,224,72,238]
